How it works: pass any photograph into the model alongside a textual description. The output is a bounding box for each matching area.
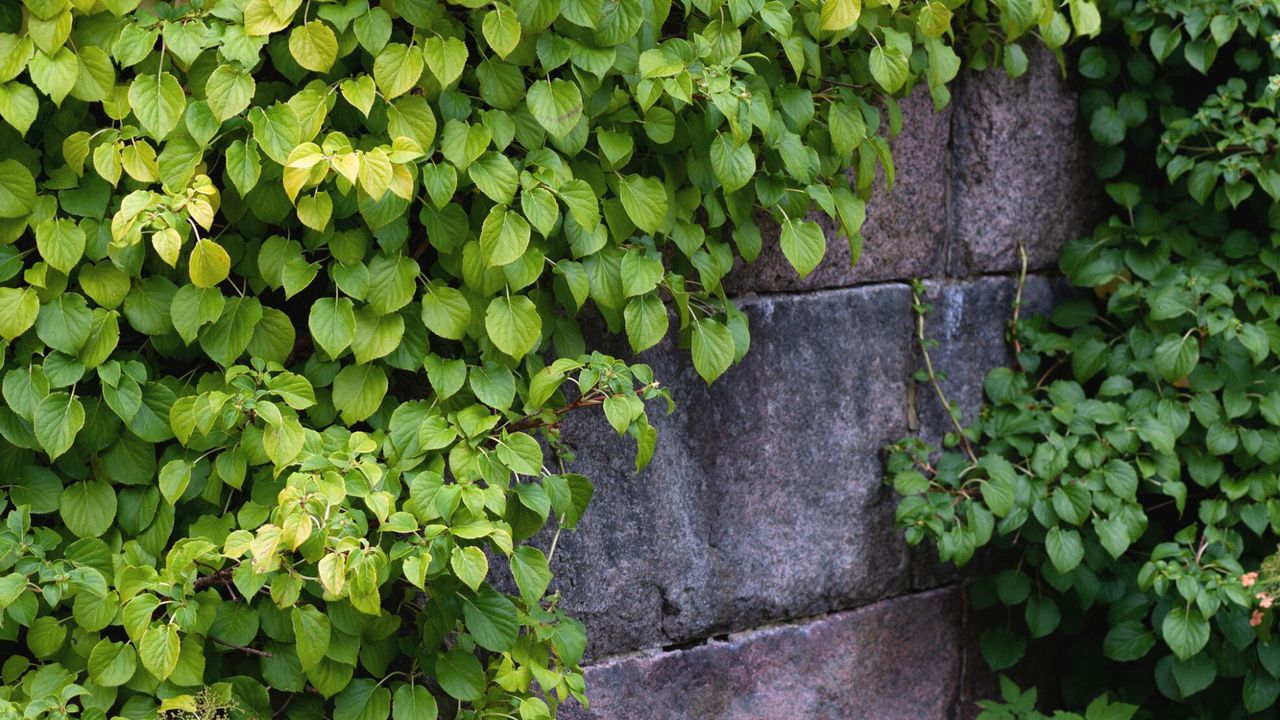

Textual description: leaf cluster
[889,0,1280,714]
[0,0,1096,716]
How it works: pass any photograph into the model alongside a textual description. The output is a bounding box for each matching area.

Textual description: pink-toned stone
[948,45,1101,275]
[562,587,965,720]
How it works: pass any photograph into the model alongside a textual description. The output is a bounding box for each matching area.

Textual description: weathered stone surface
[549,285,918,657]
[724,86,951,294]
[948,45,1101,275]
[562,587,965,720]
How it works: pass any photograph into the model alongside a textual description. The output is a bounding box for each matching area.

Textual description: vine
[889,0,1280,713]
[0,0,1098,718]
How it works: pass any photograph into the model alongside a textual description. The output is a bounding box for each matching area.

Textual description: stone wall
[552,46,1099,720]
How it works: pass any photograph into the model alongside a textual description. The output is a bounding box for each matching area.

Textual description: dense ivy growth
[890,0,1280,715]
[0,0,1100,716]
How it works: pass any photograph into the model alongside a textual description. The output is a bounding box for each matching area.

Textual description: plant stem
[211,636,273,658]
[912,283,979,465]
[1011,241,1027,365]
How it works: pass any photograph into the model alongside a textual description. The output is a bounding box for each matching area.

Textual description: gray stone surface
[562,587,965,720]
[725,86,951,294]
[949,45,1101,275]
[550,285,918,658]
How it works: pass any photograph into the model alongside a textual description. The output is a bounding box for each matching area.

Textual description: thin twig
[912,283,979,465]
[193,565,237,590]
[506,393,607,434]
[211,636,274,658]
[1011,241,1028,366]
[273,692,296,718]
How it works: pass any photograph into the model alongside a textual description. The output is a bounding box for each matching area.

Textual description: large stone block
[948,45,1101,275]
[562,587,965,720]
[548,285,918,657]
[724,86,951,294]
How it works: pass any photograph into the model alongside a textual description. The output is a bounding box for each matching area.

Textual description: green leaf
[249,104,302,165]
[28,47,77,106]
[440,120,491,170]
[621,249,664,298]
[226,139,262,196]
[0,287,39,339]
[59,480,116,538]
[392,684,438,720]
[1162,606,1210,661]
[527,79,583,139]
[558,179,599,228]
[0,159,35,217]
[27,616,67,657]
[619,175,667,234]
[188,239,231,288]
[365,254,419,315]
[37,292,92,354]
[199,296,263,367]
[34,390,84,459]
[129,71,186,140]
[869,45,910,92]
[980,626,1027,670]
[1171,653,1217,697]
[332,363,388,423]
[624,293,669,354]
[469,152,518,205]
[485,295,541,359]
[353,7,392,53]
[450,546,489,590]
[691,317,734,383]
[462,588,519,651]
[421,284,472,340]
[779,218,826,278]
[158,459,192,504]
[511,546,552,604]
[480,206,532,267]
[373,43,424,99]
[435,647,485,701]
[0,81,38,136]
[1045,526,1084,573]
[353,307,404,363]
[495,431,542,474]
[423,36,468,87]
[88,638,138,687]
[205,65,255,122]
[292,606,331,672]
[309,296,357,358]
[289,20,339,72]
[1051,483,1091,525]
[1245,669,1280,713]
[1153,333,1199,383]
[35,217,85,274]
[422,163,457,209]
[1103,620,1156,661]
[1095,516,1131,559]
[709,134,755,192]
[334,679,392,720]
[819,0,861,30]
[481,5,522,58]
[1070,0,1102,36]
[340,75,377,117]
